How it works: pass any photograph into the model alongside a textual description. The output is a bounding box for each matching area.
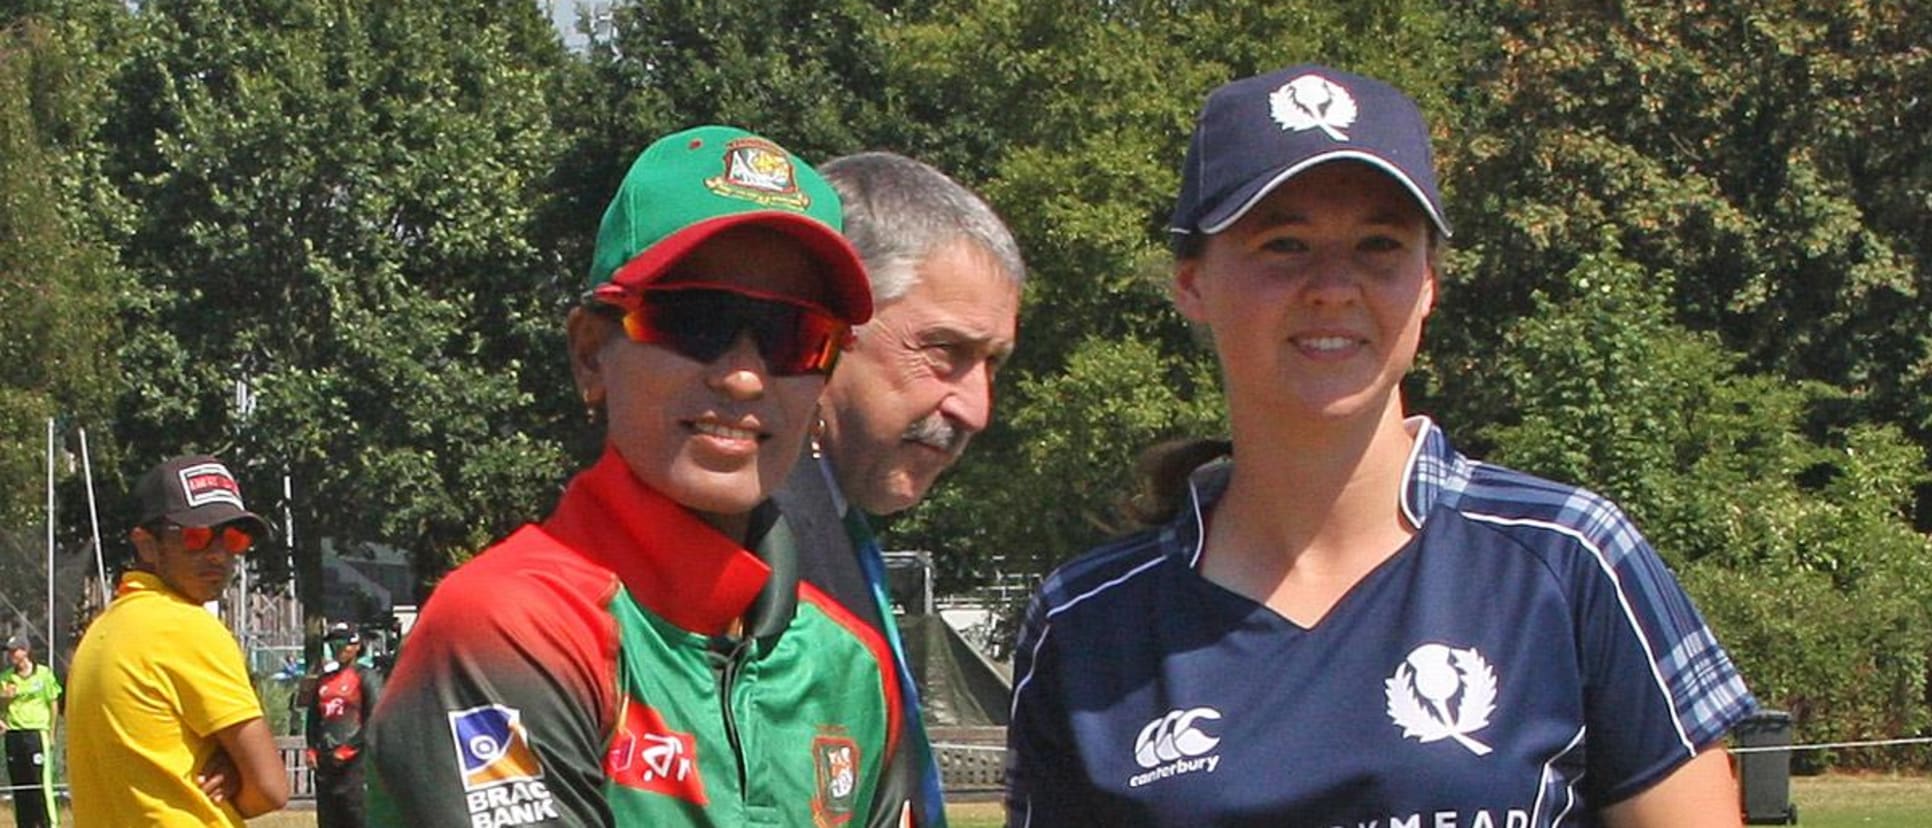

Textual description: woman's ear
[1421,259,1439,319]
[566,307,614,411]
[1173,258,1209,324]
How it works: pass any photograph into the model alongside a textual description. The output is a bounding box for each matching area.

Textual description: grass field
[20,772,1930,825]
[1786,772,1932,828]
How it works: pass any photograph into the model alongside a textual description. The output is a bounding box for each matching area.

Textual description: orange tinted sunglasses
[168,523,256,554]
[592,284,852,376]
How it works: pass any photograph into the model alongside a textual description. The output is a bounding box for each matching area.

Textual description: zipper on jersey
[714,633,754,796]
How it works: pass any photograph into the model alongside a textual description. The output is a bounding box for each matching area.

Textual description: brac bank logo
[1127,707,1223,787]
[448,704,544,791]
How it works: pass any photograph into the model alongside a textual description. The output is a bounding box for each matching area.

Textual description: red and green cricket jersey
[366,447,902,827]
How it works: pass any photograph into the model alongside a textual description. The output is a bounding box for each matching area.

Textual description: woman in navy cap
[1005,65,1755,826]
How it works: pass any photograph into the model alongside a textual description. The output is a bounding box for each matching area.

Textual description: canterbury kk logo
[1133,707,1222,768]
[1385,643,1498,756]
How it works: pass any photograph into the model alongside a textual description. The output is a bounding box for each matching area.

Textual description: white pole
[44,419,55,652]
[238,538,250,657]
[284,474,296,631]
[79,427,109,601]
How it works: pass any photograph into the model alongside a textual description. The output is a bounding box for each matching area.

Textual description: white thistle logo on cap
[1269,74,1358,141]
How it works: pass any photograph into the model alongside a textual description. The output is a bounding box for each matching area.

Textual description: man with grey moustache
[774,151,1024,828]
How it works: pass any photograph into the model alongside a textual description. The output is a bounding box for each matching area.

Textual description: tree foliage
[0,8,127,636]
[95,0,575,600]
[0,18,118,524]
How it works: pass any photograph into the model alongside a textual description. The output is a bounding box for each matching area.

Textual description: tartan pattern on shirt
[1403,416,1756,749]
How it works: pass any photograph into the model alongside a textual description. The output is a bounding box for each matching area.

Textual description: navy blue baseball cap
[1170,64,1452,240]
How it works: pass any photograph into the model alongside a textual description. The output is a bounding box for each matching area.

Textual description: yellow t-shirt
[66,571,266,827]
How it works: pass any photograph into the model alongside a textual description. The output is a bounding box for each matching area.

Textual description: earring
[583,390,602,424]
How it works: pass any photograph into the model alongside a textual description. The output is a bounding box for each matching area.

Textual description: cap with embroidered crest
[586,125,873,326]
[1170,64,1452,241]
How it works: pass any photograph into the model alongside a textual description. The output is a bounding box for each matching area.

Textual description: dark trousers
[3,729,51,828]
[315,755,367,828]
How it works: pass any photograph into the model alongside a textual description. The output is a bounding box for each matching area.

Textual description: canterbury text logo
[1133,707,1220,768]
[1385,643,1498,756]
[1269,74,1359,141]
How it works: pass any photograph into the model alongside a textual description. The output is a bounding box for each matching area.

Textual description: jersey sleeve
[1003,589,1090,826]
[366,528,620,827]
[1569,504,1756,805]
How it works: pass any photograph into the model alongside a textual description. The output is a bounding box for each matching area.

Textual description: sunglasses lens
[628,300,741,363]
[759,310,846,375]
[173,524,253,553]
[624,289,847,376]
[221,526,256,554]
[178,525,213,551]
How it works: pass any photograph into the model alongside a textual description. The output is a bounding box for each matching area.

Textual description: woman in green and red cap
[367,126,905,827]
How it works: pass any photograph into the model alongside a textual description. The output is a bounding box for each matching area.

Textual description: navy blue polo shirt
[1006,418,1755,827]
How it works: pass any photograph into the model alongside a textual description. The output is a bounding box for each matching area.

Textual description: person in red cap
[366,125,906,827]
[1005,65,1754,826]
[66,454,289,826]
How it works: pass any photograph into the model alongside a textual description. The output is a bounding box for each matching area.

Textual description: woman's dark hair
[1119,436,1232,528]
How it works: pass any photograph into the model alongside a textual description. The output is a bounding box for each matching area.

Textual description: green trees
[1,26,95,519]
[0,8,125,596]
[1420,1,1932,762]
[96,0,576,596]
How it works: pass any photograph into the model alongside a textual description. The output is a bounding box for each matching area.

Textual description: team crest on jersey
[450,704,545,790]
[1385,643,1498,756]
[705,137,810,210]
[1269,73,1359,141]
[605,697,709,804]
[810,729,860,826]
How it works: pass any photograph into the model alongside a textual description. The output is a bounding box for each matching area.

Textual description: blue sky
[540,0,606,51]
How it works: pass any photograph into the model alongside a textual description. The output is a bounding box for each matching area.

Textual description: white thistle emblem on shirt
[1385,643,1497,756]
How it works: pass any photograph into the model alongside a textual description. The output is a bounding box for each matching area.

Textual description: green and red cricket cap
[586,125,872,325]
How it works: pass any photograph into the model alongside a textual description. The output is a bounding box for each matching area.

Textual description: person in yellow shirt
[0,635,60,828]
[66,454,290,826]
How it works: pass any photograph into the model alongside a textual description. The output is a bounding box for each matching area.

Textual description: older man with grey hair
[776,151,1024,828]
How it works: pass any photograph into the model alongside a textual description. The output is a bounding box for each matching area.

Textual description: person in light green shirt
[0,635,61,828]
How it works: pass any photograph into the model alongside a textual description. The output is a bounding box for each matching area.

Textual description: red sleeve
[367,527,621,826]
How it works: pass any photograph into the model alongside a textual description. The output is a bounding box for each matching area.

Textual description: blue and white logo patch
[449,704,544,791]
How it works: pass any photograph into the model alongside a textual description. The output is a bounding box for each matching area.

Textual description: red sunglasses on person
[591,283,853,376]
